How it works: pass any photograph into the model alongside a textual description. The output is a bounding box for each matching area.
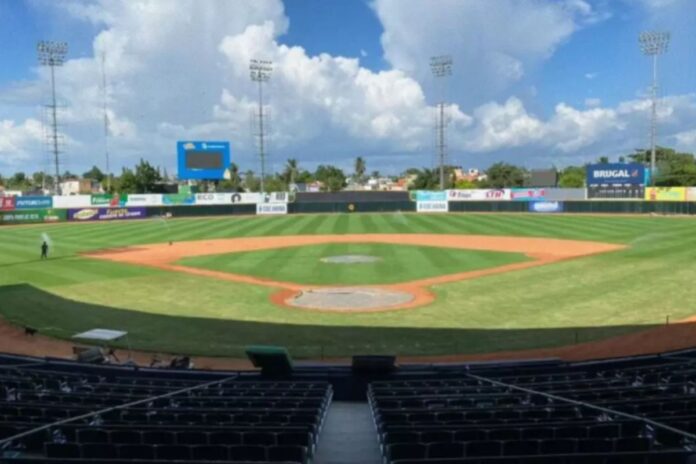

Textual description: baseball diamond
[1,212,696,367]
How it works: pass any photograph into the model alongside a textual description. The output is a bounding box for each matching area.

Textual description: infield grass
[0,213,695,357]
[178,243,530,285]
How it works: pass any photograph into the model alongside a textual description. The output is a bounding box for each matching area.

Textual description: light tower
[249,59,273,193]
[101,52,112,193]
[37,40,68,195]
[430,55,452,190]
[639,31,670,185]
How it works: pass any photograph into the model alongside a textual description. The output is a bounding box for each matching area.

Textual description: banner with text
[162,193,196,206]
[91,193,128,207]
[126,194,163,207]
[411,191,447,202]
[0,196,16,211]
[529,201,564,213]
[645,187,687,202]
[0,209,66,224]
[68,207,147,221]
[416,201,449,213]
[510,188,547,201]
[15,196,52,209]
[446,189,511,201]
[256,203,289,215]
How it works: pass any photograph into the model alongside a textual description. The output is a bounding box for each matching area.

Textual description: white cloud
[0,0,694,175]
[459,94,696,157]
[585,72,598,80]
[373,0,609,106]
[0,119,44,166]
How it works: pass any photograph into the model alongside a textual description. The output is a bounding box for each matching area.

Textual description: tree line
[1,147,695,194]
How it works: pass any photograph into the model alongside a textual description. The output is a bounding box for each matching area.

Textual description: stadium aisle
[314,401,381,464]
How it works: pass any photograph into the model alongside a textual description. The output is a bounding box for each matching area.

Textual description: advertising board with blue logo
[411,191,447,202]
[529,201,564,213]
[67,207,147,221]
[586,163,645,185]
[15,196,52,209]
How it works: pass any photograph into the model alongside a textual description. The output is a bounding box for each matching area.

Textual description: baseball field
[1,212,695,361]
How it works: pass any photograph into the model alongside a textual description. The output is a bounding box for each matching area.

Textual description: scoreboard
[177,141,230,180]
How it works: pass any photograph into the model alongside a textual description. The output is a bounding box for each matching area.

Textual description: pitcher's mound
[288,287,414,311]
[320,255,382,264]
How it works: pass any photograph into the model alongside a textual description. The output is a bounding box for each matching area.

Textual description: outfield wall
[4,190,696,224]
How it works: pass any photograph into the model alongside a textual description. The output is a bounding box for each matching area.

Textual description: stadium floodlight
[639,31,670,185]
[430,55,452,190]
[37,40,68,195]
[250,59,273,193]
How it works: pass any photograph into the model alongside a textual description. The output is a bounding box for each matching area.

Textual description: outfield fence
[4,189,696,225]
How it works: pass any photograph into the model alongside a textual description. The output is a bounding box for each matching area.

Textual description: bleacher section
[0,358,332,463]
[370,355,696,463]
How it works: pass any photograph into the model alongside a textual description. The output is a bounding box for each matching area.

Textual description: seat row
[68,428,313,448]
[387,436,657,460]
[45,442,308,462]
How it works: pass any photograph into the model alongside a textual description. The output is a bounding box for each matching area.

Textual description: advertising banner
[68,207,147,221]
[229,192,291,204]
[446,189,510,201]
[126,194,163,207]
[0,209,66,224]
[411,191,447,202]
[529,201,564,213]
[194,193,231,205]
[416,201,449,213]
[256,203,289,215]
[586,163,645,185]
[0,196,16,211]
[645,187,687,202]
[510,188,546,201]
[91,193,127,207]
[53,195,92,208]
[162,193,196,206]
[587,185,644,199]
[687,188,696,202]
[15,196,52,209]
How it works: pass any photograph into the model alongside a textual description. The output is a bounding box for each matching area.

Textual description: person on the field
[40,241,49,260]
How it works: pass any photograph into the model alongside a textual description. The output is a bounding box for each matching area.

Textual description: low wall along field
[0,211,696,367]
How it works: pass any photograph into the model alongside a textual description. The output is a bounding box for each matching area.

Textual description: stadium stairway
[313,401,381,464]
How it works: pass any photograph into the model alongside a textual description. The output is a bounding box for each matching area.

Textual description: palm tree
[354,156,366,184]
[283,158,299,187]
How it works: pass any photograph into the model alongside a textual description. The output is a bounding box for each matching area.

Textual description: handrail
[466,372,696,442]
[0,373,238,448]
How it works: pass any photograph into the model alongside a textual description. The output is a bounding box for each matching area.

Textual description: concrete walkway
[314,401,382,464]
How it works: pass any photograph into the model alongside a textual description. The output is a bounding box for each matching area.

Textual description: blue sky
[0,0,694,177]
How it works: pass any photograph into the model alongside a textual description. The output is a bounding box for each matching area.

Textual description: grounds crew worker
[40,241,49,260]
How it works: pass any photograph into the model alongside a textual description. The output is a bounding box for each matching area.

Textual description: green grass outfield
[178,243,529,286]
[1,213,696,358]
